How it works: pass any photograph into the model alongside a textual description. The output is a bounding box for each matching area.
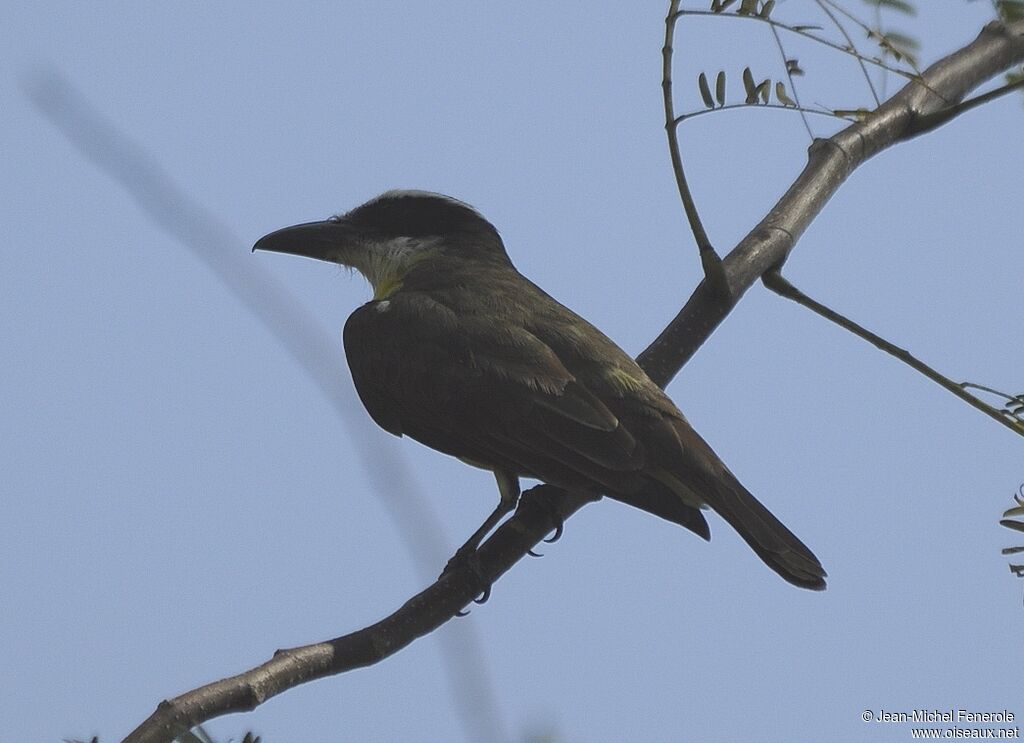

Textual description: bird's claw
[442,545,492,610]
[473,583,492,604]
[543,520,564,544]
[530,496,564,544]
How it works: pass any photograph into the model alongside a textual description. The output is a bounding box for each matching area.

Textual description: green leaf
[875,30,920,67]
[698,72,715,108]
[742,66,756,101]
[755,79,771,104]
[881,31,920,52]
[775,81,796,107]
[861,0,916,16]
[997,0,1024,23]
[833,107,872,120]
[1007,70,1024,100]
[738,0,759,16]
[715,70,726,106]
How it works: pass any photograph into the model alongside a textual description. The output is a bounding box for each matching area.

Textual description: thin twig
[677,99,852,124]
[906,76,1024,135]
[663,0,729,294]
[815,0,882,106]
[762,271,1024,437]
[820,0,926,78]
[962,382,1023,403]
[767,21,815,138]
[675,8,921,81]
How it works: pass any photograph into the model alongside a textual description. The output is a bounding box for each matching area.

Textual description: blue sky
[2,3,1022,742]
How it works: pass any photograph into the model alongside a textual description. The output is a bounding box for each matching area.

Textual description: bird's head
[253,190,510,299]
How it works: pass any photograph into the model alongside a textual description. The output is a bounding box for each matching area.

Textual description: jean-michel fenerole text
[874,709,1015,724]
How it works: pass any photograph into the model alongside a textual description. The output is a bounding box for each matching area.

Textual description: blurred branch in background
[24,70,508,743]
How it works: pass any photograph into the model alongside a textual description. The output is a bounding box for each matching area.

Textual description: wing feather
[344,293,640,484]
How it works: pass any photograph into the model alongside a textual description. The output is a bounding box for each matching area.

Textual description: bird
[253,190,826,590]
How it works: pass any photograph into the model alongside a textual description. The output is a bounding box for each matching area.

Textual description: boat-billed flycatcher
[254,190,826,590]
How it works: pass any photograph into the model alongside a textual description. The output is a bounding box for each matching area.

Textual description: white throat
[352,236,440,300]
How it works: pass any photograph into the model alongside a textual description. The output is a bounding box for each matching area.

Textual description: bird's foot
[524,492,565,557]
[534,494,564,544]
[441,545,492,611]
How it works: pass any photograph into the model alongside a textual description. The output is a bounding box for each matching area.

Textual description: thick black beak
[252,219,356,264]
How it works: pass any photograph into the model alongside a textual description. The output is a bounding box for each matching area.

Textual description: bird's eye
[327,215,343,224]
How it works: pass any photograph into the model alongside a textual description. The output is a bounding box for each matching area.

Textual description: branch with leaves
[1000,485,1024,585]
[679,0,929,127]
[661,2,1024,435]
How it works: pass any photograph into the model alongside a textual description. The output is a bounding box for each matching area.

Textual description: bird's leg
[441,470,520,600]
[446,470,520,566]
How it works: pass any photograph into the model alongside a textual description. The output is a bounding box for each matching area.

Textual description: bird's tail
[703,467,826,590]
[649,425,827,590]
[650,464,827,589]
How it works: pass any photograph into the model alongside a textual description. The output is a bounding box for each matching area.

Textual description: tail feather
[656,419,827,590]
[704,469,827,590]
[624,466,825,590]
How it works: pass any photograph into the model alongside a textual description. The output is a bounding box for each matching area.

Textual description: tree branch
[663,0,728,292]
[122,488,593,743]
[639,19,1024,388]
[123,18,1024,743]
